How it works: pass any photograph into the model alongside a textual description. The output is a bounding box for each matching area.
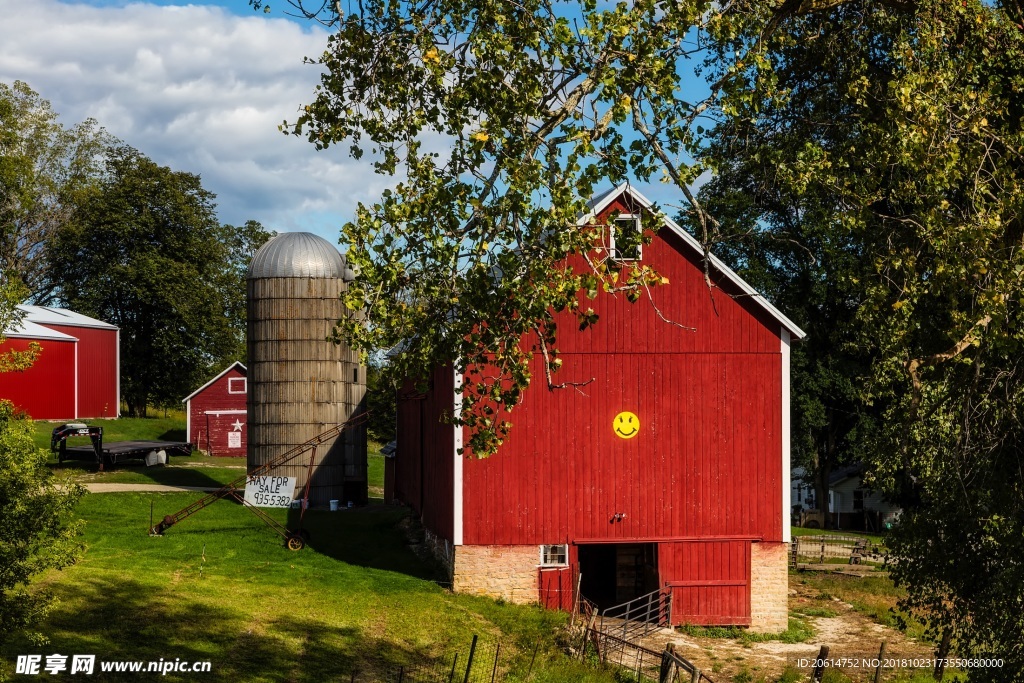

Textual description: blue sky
[0,0,704,244]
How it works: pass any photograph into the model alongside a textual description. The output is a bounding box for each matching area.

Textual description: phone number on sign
[250,492,292,507]
[796,658,1004,669]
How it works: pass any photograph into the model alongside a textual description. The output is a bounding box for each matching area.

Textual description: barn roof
[182,361,247,403]
[18,305,118,330]
[2,318,78,341]
[584,183,807,340]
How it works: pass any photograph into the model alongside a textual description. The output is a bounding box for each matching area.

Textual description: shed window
[853,489,864,511]
[540,544,568,567]
[610,215,642,261]
[228,377,247,394]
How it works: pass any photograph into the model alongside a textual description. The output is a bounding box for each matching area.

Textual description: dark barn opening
[578,543,659,610]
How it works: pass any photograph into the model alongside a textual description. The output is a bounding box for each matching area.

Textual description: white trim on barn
[186,399,192,444]
[583,184,808,341]
[115,328,121,417]
[181,361,247,403]
[74,341,79,419]
[453,366,464,546]
[204,410,247,416]
[781,328,792,543]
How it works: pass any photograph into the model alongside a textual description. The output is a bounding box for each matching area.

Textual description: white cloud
[0,0,390,241]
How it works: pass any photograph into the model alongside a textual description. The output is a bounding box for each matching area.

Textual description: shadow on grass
[1,576,445,683]
[285,505,444,583]
[49,457,237,489]
[158,427,187,442]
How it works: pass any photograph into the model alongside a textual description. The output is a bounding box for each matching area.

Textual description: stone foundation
[749,541,789,633]
[452,545,538,605]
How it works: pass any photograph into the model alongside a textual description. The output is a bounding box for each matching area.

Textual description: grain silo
[247,232,366,506]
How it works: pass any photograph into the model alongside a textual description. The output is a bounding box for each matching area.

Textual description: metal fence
[345,635,522,683]
[791,534,885,567]
[569,591,713,683]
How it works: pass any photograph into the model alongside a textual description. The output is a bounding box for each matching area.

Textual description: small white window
[610,214,642,261]
[540,544,568,567]
[228,377,247,394]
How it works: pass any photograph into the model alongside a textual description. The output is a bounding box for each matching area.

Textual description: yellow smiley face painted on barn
[613,411,640,439]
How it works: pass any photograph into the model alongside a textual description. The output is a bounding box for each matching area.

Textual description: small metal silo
[246,232,366,506]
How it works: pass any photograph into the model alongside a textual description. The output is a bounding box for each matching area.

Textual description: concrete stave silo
[246,232,367,507]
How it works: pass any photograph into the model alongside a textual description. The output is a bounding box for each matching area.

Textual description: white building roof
[3,318,78,341]
[18,305,118,330]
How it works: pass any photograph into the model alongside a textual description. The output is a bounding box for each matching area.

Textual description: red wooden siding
[43,325,118,418]
[186,365,247,457]
[392,186,792,628]
[0,337,77,419]
[559,196,782,357]
[659,541,751,626]
[461,351,782,545]
[538,566,575,611]
[394,365,455,542]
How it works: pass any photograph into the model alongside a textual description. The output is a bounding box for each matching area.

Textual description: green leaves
[0,400,84,647]
[286,0,732,454]
[698,0,1024,667]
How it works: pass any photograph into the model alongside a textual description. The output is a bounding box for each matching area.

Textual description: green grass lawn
[1,493,612,683]
[30,415,188,451]
[791,526,885,545]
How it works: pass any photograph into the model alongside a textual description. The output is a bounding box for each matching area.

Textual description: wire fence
[791,535,886,568]
[344,635,526,683]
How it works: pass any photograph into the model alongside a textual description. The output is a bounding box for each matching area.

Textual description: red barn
[183,362,247,457]
[390,184,806,632]
[0,306,119,420]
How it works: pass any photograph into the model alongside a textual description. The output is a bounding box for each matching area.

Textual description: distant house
[792,465,900,532]
[0,305,119,420]
[182,362,247,457]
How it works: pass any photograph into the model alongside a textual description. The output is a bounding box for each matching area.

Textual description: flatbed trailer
[51,424,192,470]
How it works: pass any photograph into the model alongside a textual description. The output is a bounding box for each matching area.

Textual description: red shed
[0,306,119,420]
[390,184,806,632]
[183,362,247,457]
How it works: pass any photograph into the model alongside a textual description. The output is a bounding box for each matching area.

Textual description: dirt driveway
[638,578,934,682]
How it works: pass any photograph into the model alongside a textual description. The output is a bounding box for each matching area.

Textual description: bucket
[329,499,340,512]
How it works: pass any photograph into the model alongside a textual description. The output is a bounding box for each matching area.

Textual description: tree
[272,0,832,455]
[274,0,1024,669]
[0,81,111,304]
[50,146,272,416]
[0,284,84,648]
[684,173,878,530]
[695,0,1024,673]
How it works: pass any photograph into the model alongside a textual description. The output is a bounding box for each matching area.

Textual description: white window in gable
[228,377,247,394]
[609,214,642,261]
[539,544,568,567]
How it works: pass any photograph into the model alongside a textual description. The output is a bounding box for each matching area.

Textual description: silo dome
[246,231,367,508]
[247,232,356,280]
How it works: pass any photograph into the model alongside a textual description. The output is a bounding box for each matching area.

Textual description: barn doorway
[577,543,659,610]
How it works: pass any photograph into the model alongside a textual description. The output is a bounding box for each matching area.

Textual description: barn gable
[392,184,802,632]
[183,362,248,456]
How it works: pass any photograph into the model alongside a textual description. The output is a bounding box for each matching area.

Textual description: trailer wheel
[287,536,305,551]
